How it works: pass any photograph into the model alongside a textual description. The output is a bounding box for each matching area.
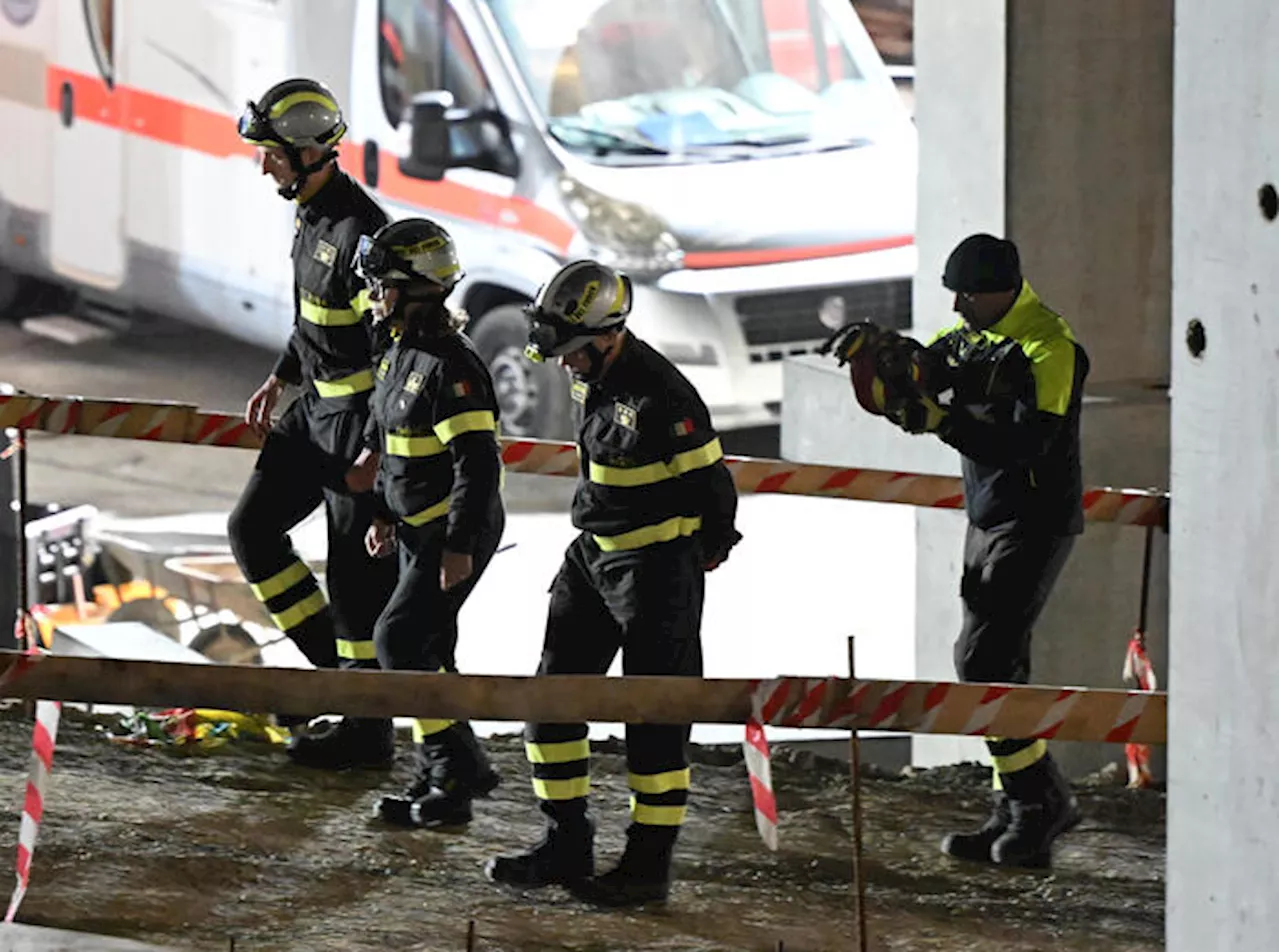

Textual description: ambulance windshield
[484,0,909,159]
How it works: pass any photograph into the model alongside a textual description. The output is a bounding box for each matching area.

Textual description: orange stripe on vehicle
[363,144,574,253]
[43,66,573,253]
[46,66,253,157]
[682,235,914,269]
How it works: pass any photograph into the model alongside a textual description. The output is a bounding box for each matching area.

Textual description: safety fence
[0,387,1171,939]
[0,391,1169,527]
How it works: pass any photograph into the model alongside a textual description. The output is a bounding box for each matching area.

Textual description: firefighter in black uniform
[825,233,1087,869]
[485,260,742,906]
[344,218,505,828]
[229,78,398,769]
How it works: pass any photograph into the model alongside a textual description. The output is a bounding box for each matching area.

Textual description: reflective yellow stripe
[385,433,446,457]
[269,89,337,118]
[668,437,722,475]
[336,638,377,661]
[532,777,591,801]
[434,410,496,445]
[593,516,702,552]
[299,297,362,326]
[589,438,722,487]
[314,369,375,397]
[629,768,690,795]
[589,459,672,488]
[351,289,374,315]
[250,560,311,601]
[413,718,455,741]
[992,768,1004,791]
[270,589,327,632]
[525,740,591,764]
[991,739,1048,776]
[629,798,687,826]
[403,495,451,527]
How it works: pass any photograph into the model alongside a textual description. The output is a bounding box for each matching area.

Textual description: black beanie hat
[942,233,1022,293]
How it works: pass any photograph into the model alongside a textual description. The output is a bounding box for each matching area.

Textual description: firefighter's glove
[888,396,948,435]
[703,528,743,573]
[818,320,880,368]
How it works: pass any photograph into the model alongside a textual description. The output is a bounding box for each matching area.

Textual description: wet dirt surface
[0,706,1163,952]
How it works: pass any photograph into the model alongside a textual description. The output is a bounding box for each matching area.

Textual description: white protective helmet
[524,260,633,362]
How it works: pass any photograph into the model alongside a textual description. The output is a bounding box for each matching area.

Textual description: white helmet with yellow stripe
[524,260,633,362]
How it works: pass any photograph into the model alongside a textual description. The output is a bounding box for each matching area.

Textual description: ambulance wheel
[471,303,572,440]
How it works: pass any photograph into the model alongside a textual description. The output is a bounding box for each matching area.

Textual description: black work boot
[374,723,501,828]
[286,717,395,771]
[940,791,1011,864]
[991,753,1082,869]
[571,825,677,907]
[486,803,594,888]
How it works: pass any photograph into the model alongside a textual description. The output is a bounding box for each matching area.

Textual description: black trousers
[228,391,397,671]
[525,533,704,836]
[954,521,1075,791]
[373,503,504,746]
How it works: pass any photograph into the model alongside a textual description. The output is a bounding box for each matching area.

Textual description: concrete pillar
[1166,0,1278,947]
[784,0,1175,777]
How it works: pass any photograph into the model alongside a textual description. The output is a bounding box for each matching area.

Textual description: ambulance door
[49,0,125,289]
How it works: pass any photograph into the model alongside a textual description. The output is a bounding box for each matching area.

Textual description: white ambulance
[0,0,916,437]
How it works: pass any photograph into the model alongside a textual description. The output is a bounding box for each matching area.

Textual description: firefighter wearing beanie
[824,233,1091,869]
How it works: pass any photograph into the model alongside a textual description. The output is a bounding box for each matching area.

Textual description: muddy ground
[0,704,1163,952]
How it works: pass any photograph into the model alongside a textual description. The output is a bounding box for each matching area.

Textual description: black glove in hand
[887,396,948,435]
[817,321,880,368]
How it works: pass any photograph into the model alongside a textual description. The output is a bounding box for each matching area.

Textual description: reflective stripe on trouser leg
[629,767,690,827]
[525,724,591,802]
[413,719,455,742]
[987,737,1048,796]
[249,558,334,665]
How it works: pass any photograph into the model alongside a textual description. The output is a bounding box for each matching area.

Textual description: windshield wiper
[548,123,669,156]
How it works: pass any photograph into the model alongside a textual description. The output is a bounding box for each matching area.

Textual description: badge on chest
[313,239,338,268]
[613,402,638,431]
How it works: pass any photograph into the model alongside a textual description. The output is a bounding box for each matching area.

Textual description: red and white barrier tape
[1122,631,1158,788]
[742,718,779,851]
[0,392,1168,526]
[742,674,1165,847]
[4,697,60,923]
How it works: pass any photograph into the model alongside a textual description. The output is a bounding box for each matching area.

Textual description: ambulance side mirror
[399,91,519,183]
[399,92,453,183]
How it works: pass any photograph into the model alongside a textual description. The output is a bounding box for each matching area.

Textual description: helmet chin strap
[278,146,337,200]
[572,335,618,383]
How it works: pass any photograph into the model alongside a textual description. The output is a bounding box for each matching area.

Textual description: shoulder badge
[405,371,425,395]
[614,402,638,431]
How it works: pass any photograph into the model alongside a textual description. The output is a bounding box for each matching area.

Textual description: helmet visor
[237,101,278,145]
[524,310,616,363]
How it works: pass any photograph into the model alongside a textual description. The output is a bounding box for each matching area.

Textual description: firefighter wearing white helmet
[487,260,743,907]
[228,77,398,771]
[344,219,506,830]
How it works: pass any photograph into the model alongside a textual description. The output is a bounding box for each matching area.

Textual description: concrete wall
[1166,0,1279,947]
[784,0,1174,778]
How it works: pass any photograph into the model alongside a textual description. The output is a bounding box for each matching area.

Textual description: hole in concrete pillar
[1260,184,1278,221]
[1185,319,1207,359]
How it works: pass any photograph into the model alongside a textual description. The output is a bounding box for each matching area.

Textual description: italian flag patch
[451,381,472,398]
[672,417,695,437]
